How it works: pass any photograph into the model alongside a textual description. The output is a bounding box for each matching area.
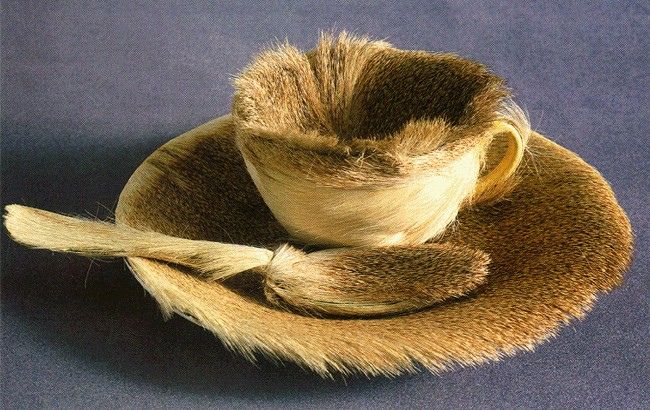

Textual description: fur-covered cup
[233,33,530,247]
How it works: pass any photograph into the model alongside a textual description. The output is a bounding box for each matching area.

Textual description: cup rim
[231,33,512,187]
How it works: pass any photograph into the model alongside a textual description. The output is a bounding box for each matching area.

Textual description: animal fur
[266,243,489,316]
[3,204,274,280]
[4,204,489,316]
[111,114,632,377]
[2,33,634,377]
[232,32,531,247]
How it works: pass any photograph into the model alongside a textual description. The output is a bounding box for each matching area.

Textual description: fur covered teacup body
[232,33,530,247]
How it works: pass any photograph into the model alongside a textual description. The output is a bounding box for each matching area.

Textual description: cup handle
[474,120,525,203]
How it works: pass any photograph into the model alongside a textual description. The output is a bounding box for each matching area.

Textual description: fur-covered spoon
[5,205,488,316]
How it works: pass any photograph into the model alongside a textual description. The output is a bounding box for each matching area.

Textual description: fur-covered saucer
[114,112,632,376]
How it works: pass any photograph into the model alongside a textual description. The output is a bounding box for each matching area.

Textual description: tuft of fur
[3,204,274,280]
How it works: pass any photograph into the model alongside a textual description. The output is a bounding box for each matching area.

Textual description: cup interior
[233,36,507,145]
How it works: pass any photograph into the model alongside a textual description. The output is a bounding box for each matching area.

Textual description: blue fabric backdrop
[2,1,648,408]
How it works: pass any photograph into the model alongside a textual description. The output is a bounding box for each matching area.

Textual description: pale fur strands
[3,204,489,317]
[241,143,485,247]
[304,31,392,139]
[3,205,273,280]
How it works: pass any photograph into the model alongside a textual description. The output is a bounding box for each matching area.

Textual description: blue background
[2,1,648,408]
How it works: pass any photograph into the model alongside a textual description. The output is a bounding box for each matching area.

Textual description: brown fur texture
[231,33,531,248]
[232,32,525,188]
[266,243,489,316]
[113,114,632,376]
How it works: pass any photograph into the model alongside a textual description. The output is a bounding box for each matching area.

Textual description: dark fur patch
[345,49,507,139]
